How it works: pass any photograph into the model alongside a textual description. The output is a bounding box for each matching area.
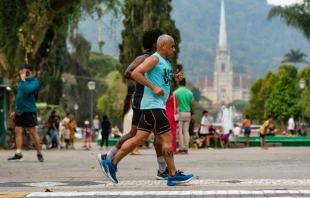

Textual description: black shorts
[15,112,37,128]
[138,109,171,135]
[132,107,142,126]
[260,133,265,138]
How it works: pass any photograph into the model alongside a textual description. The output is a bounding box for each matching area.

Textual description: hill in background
[78,0,310,84]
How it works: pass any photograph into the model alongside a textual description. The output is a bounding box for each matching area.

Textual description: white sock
[157,156,167,173]
[107,146,119,159]
[16,149,21,154]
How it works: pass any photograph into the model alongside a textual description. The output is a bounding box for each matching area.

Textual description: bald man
[100,35,194,186]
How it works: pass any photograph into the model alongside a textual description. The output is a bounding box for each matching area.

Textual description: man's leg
[159,131,176,175]
[28,126,42,154]
[177,121,184,151]
[112,130,150,165]
[106,126,137,159]
[15,126,23,153]
[182,120,190,152]
[153,132,167,175]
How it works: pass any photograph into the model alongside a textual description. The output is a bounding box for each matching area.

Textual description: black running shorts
[132,107,142,126]
[15,112,37,128]
[138,109,171,135]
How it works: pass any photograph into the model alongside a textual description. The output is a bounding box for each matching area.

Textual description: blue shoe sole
[97,154,107,177]
[167,175,194,186]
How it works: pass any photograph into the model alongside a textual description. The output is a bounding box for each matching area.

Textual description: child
[232,124,241,145]
[222,129,233,149]
[260,115,273,150]
[82,120,92,149]
[197,110,213,150]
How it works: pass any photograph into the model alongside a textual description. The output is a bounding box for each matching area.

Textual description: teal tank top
[141,52,174,110]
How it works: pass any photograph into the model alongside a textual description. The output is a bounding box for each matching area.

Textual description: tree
[268,0,310,40]
[118,0,182,118]
[264,73,301,125]
[97,71,127,126]
[282,49,308,65]
[243,78,265,124]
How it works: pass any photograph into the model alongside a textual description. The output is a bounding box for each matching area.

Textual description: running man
[100,34,194,186]
[98,29,168,180]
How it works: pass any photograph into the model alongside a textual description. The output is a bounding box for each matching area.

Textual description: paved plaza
[0,143,309,197]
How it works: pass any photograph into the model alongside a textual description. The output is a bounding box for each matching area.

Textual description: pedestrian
[174,78,196,154]
[92,115,101,142]
[288,115,295,136]
[68,117,77,149]
[62,113,71,149]
[48,115,63,149]
[232,124,241,145]
[260,115,273,150]
[100,34,194,186]
[82,121,92,149]
[222,130,233,149]
[8,63,44,162]
[165,91,179,153]
[241,115,251,148]
[98,29,169,180]
[197,110,213,150]
[100,115,111,150]
[188,121,197,150]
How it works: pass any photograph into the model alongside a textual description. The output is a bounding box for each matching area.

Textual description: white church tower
[196,0,250,108]
[214,0,233,105]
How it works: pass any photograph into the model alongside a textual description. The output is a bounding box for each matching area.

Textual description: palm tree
[281,49,308,65]
[267,0,310,40]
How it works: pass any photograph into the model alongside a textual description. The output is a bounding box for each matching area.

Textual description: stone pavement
[0,143,309,197]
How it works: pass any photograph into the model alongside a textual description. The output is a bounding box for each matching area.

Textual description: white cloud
[267,0,303,6]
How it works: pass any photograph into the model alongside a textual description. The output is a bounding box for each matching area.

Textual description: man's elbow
[124,70,131,79]
[131,70,138,80]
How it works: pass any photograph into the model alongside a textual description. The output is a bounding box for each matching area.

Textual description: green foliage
[119,0,181,71]
[87,52,120,77]
[281,49,308,65]
[243,78,265,123]
[97,71,127,125]
[245,64,302,124]
[265,74,301,122]
[0,0,28,73]
[268,0,310,40]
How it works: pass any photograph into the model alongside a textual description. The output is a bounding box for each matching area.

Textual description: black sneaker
[156,167,169,180]
[8,154,24,162]
[37,153,44,162]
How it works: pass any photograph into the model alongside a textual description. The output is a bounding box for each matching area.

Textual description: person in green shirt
[174,78,195,154]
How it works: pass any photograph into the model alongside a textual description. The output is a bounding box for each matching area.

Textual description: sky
[267,0,303,6]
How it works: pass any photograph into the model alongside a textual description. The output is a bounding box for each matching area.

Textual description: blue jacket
[14,76,39,113]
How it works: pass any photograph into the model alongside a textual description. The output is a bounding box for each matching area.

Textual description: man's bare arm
[131,56,159,91]
[124,55,148,80]
[190,100,196,122]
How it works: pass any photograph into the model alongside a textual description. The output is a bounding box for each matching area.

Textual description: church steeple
[219,0,227,47]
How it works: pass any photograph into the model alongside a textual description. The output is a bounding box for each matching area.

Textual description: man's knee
[160,132,172,143]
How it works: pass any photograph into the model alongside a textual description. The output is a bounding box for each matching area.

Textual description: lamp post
[87,81,96,123]
[299,79,305,124]
[74,103,79,122]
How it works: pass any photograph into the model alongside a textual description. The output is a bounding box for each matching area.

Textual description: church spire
[219,0,227,47]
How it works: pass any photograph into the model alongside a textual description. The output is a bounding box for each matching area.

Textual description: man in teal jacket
[8,63,44,162]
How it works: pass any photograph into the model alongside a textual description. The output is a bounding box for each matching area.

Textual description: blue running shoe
[97,154,107,176]
[102,159,118,184]
[156,167,169,180]
[167,170,194,186]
